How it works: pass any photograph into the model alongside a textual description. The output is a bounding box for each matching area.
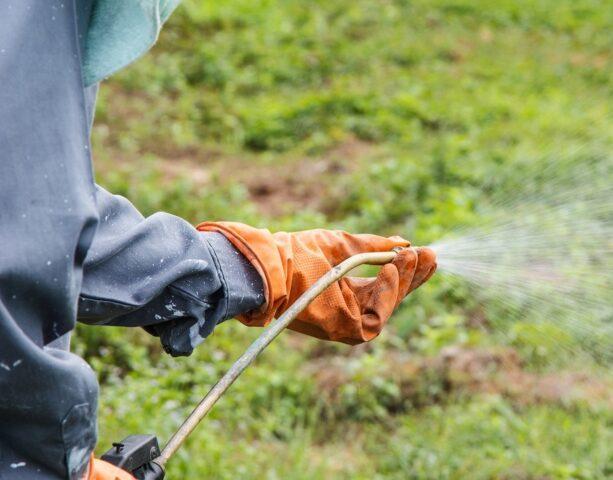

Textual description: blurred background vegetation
[79,0,611,478]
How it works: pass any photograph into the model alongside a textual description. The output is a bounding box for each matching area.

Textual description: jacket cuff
[199,231,265,320]
[143,232,265,356]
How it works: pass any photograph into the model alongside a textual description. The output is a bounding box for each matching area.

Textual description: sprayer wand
[102,250,399,479]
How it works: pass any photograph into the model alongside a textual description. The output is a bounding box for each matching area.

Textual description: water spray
[430,152,612,362]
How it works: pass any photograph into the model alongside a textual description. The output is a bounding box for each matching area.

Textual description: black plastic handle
[101,434,165,479]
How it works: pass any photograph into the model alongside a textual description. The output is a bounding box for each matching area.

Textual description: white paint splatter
[67,445,90,477]
[164,302,186,317]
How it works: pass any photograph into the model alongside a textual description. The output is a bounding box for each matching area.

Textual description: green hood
[82,0,181,86]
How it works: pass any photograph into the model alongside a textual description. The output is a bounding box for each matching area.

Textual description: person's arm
[78,185,265,356]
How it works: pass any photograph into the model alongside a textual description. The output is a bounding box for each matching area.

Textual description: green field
[81,0,611,478]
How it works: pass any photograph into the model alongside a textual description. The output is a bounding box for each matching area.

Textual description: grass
[81,0,612,478]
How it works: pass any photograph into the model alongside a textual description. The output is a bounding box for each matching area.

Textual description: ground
[79,1,612,478]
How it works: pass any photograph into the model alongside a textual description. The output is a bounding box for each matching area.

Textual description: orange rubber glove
[87,456,135,480]
[197,222,437,344]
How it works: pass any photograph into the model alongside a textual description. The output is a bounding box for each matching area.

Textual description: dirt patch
[95,133,375,218]
[155,154,214,186]
[245,162,330,217]
[431,346,611,406]
[240,138,375,217]
[307,346,611,411]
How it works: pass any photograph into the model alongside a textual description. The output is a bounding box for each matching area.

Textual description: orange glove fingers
[408,247,437,292]
[301,246,435,343]
[339,246,437,343]
[353,262,402,342]
[387,247,419,306]
[389,246,437,307]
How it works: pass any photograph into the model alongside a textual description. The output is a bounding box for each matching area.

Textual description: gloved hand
[197,222,437,344]
[87,456,135,480]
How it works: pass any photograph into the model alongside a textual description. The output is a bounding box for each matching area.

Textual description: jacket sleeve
[78,185,264,356]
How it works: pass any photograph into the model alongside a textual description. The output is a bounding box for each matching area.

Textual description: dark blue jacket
[0,2,263,478]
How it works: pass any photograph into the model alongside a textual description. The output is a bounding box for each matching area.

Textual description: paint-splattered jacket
[0,1,263,478]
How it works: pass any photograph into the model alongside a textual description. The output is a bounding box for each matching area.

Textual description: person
[0,2,437,479]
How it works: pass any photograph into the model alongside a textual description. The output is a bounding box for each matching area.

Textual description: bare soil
[307,346,611,410]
